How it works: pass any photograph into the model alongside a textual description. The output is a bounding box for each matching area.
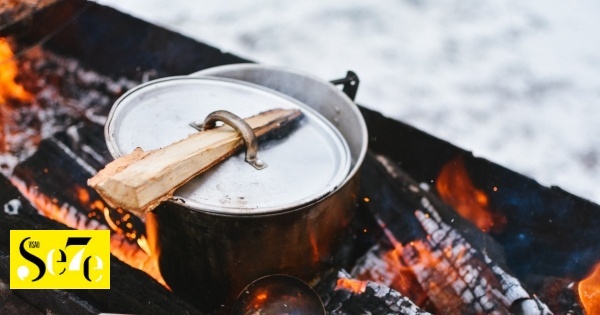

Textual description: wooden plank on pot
[88,108,303,216]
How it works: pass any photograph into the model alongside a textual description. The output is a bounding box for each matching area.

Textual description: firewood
[88,108,303,216]
[314,269,432,315]
[356,153,553,315]
[0,175,203,314]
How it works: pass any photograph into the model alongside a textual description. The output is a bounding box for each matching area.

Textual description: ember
[436,155,506,233]
[335,277,367,294]
[579,262,600,314]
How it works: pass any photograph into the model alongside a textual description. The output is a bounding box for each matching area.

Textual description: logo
[10,230,110,289]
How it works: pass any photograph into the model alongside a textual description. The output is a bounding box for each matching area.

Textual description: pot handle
[191,110,268,170]
[330,70,359,101]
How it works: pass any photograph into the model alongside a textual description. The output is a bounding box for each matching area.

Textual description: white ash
[3,199,21,215]
[334,270,432,315]
[416,205,552,314]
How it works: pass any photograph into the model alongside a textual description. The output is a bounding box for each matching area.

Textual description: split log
[356,152,553,315]
[88,108,303,216]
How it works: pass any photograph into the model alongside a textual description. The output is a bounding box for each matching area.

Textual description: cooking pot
[104,65,368,313]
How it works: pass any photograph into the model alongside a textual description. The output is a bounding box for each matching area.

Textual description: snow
[98,0,600,204]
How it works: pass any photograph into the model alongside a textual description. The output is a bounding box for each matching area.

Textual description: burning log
[356,152,552,314]
[0,175,202,314]
[89,108,304,216]
[314,269,431,315]
[0,37,138,177]
[525,275,585,315]
[10,133,163,284]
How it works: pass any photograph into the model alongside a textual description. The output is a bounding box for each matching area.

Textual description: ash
[0,44,139,177]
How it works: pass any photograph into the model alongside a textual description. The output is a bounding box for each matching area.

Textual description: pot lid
[105,76,351,215]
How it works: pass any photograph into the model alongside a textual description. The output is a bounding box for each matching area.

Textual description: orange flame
[335,277,368,294]
[0,38,35,153]
[436,155,506,233]
[0,38,33,103]
[579,262,600,314]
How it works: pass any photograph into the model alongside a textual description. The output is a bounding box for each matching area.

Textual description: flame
[0,38,35,153]
[436,155,506,233]
[335,277,367,294]
[0,38,32,103]
[579,262,600,314]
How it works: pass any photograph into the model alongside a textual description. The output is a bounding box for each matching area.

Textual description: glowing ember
[335,277,367,294]
[436,155,506,233]
[579,262,600,314]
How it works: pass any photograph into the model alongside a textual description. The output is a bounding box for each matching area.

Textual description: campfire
[1,1,600,314]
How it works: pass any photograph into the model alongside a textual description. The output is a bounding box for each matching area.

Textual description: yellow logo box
[10,230,110,289]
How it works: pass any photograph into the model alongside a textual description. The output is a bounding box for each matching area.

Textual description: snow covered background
[98,0,600,204]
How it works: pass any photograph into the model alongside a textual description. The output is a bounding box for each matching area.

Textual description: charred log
[525,275,585,315]
[0,174,202,314]
[357,152,552,314]
[0,279,45,315]
[0,39,138,178]
[315,269,431,315]
[2,0,249,81]
[0,0,63,29]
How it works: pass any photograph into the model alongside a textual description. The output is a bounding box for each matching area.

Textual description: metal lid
[105,76,351,215]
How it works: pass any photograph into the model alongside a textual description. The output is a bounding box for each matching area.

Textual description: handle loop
[190,111,267,170]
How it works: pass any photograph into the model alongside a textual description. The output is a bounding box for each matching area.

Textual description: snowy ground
[99,0,600,204]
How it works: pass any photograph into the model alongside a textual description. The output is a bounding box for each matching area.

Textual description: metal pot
[105,65,368,313]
